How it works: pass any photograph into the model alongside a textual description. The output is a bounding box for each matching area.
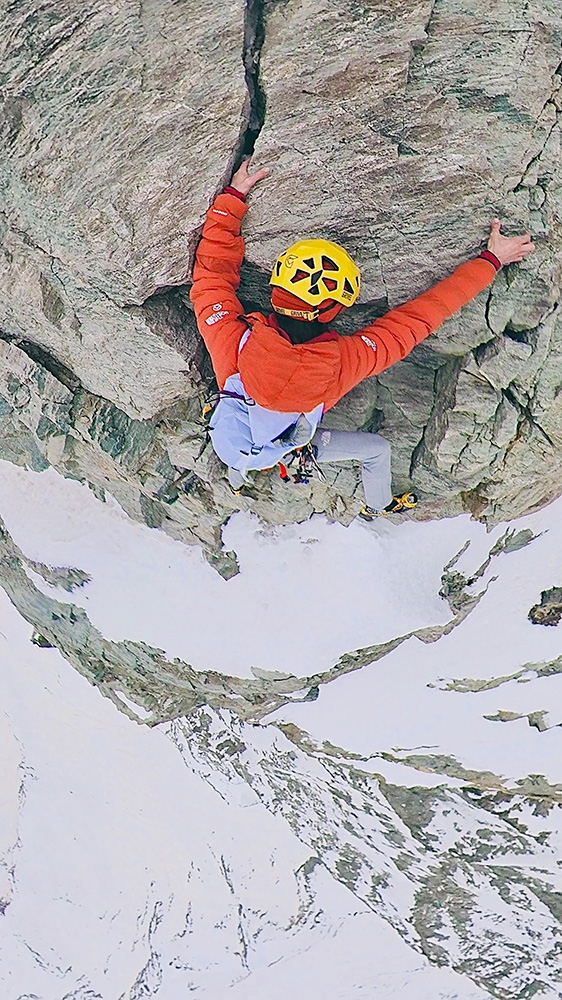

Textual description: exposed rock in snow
[529,585,562,626]
[0,495,492,724]
[169,707,562,997]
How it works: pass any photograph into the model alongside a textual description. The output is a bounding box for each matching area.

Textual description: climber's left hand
[230,158,269,196]
[487,219,535,265]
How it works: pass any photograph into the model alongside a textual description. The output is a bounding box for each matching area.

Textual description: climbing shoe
[359,492,418,520]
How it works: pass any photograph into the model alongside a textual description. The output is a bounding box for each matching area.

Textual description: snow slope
[0,461,561,998]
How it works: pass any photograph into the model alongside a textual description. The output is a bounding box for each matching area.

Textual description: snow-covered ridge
[0,462,561,998]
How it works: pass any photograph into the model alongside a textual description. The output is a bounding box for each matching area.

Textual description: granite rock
[1,0,562,535]
[0,0,247,415]
[247,0,562,522]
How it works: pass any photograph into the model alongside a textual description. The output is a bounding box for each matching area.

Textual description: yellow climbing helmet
[270,238,361,307]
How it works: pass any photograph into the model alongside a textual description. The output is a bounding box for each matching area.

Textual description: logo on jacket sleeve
[205,309,229,325]
[361,336,377,352]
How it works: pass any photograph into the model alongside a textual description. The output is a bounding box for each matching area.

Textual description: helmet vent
[290,269,309,283]
[270,239,360,307]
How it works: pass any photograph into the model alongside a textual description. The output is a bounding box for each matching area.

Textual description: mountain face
[1,7,562,991]
[0,0,561,570]
[1,459,562,999]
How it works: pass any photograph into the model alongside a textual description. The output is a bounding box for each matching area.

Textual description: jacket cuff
[223,186,247,202]
[478,249,502,271]
[211,191,248,224]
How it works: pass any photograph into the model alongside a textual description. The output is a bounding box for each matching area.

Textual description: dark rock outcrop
[529,586,562,625]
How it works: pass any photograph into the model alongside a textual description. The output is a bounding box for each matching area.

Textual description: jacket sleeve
[190,192,250,389]
[333,257,498,400]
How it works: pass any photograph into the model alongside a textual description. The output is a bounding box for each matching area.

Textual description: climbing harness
[202,387,256,422]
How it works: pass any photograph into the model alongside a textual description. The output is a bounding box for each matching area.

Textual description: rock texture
[529,585,562,625]
[1,0,562,546]
[0,0,247,415]
[247,0,562,523]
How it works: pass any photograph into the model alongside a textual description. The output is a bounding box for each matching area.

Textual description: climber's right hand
[230,158,269,196]
[487,219,535,265]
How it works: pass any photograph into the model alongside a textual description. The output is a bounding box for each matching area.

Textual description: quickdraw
[278,444,325,485]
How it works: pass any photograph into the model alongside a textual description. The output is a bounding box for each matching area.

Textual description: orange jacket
[190,192,497,413]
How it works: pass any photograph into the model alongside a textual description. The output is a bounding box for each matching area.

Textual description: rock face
[247,0,562,523]
[0,0,247,415]
[1,0,562,549]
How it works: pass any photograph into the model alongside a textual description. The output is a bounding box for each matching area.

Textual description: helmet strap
[273,304,320,321]
[317,301,343,316]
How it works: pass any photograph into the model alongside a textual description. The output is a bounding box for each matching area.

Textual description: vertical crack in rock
[406,0,437,84]
[240,0,267,159]
[502,385,556,449]
[512,63,561,189]
[182,0,268,288]
[512,101,560,191]
[483,287,494,336]
[221,0,267,184]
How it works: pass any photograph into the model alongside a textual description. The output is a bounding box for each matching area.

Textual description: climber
[190,160,535,517]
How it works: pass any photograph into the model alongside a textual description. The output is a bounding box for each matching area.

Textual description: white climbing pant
[311,427,393,512]
[228,427,393,512]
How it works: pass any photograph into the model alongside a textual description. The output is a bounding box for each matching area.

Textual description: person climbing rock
[190,160,535,517]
